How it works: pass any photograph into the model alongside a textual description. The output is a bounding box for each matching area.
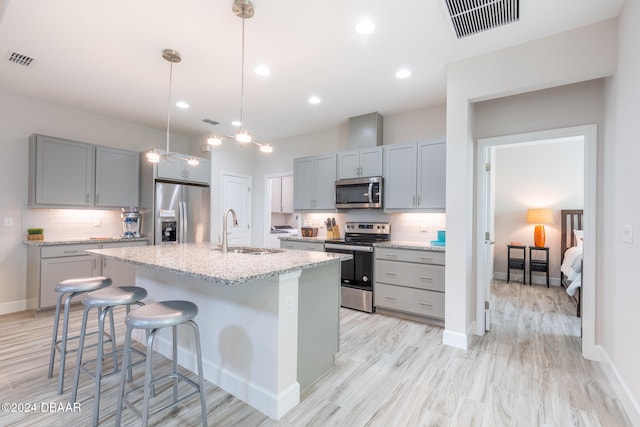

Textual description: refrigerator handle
[178,201,184,243]
[181,201,188,243]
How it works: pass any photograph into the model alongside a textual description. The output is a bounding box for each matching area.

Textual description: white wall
[492,139,584,283]
[602,0,640,421]
[0,92,193,314]
[445,19,617,349]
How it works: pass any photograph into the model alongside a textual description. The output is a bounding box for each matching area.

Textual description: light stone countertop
[88,242,352,286]
[279,236,445,251]
[23,237,150,246]
[374,241,446,252]
[278,236,326,243]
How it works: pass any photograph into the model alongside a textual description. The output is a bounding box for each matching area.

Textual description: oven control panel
[344,222,390,234]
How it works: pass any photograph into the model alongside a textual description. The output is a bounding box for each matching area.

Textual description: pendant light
[146,49,199,165]
[206,0,272,153]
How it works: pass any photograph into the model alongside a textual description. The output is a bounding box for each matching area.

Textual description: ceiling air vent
[202,118,220,126]
[5,51,37,67]
[444,0,519,39]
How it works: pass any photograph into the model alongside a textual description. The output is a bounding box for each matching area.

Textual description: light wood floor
[0,281,631,426]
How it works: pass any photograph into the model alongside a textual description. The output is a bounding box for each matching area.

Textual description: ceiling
[0,0,624,142]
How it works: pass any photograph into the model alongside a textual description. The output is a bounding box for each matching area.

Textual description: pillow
[573,229,584,246]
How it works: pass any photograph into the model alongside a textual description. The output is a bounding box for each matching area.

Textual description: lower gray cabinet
[280,240,325,252]
[374,247,445,320]
[27,240,148,311]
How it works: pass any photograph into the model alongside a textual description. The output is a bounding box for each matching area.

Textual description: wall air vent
[202,118,220,126]
[5,51,37,67]
[444,0,519,39]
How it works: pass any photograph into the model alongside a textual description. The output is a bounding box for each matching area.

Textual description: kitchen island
[88,243,350,420]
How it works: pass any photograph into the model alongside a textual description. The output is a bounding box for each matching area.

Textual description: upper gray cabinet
[156,155,210,184]
[29,134,140,208]
[384,140,446,211]
[95,146,140,207]
[29,135,94,206]
[293,154,336,211]
[337,147,383,179]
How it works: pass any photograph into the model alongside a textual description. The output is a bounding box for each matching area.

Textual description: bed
[560,209,583,317]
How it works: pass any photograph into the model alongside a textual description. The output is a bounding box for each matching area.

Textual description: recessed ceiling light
[176,101,189,109]
[255,65,270,76]
[232,120,242,127]
[308,96,321,105]
[355,19,375,35]
[395,68,411,79]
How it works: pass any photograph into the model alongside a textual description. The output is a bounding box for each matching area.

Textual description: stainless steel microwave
[335,176,383,209]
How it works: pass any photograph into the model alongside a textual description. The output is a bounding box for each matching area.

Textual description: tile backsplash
[301,211,446,242]
[22,208,124,240]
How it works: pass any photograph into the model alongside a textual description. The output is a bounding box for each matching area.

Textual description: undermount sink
[215,246,284,255]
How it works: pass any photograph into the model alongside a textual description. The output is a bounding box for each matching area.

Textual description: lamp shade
[526,208,553,225]
[527,208,553,247]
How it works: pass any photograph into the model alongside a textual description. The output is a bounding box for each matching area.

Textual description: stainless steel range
[324,221,390,313]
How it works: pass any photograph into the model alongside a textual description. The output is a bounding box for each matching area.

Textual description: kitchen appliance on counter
[121,207,142,238]
[335,176,383,209]
[271,225,299,236]
[324,221,390,313]
[155,182,210,244]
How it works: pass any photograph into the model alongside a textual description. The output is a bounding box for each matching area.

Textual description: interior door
[477,145,496,333]
[222,173,251,246]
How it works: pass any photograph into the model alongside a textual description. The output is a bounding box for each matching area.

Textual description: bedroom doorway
[475,124,598,361]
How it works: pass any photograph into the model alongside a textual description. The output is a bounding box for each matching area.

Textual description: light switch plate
[3,217,13,227]
[622,224,633,244]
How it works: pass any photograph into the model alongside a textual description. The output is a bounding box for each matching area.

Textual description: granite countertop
[278,236,327,243]
[88,242,352,286]
[374,241,446,251]
[23,237,150,246]
[279,236,445,251]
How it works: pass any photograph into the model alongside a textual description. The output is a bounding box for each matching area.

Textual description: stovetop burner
[328,222,390,245]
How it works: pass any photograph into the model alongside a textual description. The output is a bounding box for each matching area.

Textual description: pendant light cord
[166,60,174,157]
[239,15,246,132]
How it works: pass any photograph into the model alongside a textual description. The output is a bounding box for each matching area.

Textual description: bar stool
[71,286,148,427]
[115,300,207,427]
[48,276,112,394]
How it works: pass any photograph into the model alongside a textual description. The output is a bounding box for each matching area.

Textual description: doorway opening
[475,124,597,360]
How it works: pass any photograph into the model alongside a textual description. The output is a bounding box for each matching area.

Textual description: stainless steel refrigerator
[154,182,210,244]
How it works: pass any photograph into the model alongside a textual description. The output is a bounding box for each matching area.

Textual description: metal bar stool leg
[48,292,65,379]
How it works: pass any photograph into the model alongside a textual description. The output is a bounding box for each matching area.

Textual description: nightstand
[529,246,549,287]
[507,244,526,284]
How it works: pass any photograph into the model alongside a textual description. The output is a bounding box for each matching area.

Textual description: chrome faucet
[222,208,238,253]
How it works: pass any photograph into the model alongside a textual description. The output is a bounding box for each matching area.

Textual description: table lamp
[526,208,553,247]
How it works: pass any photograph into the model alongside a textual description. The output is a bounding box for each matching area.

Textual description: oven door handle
[325,243,373,253]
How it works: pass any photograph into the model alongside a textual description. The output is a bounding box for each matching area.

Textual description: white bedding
[561,245,583,296]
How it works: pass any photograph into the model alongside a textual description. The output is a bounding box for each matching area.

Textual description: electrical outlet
[93,218,102,227]
[3,217,13,227]
[285,296,293,314]
[622,225,633,244]
[420,223,428,232]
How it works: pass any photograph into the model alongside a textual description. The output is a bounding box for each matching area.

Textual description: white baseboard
[598,345,640,426]
[493,272,561,287]
[140,332,299,420]
[443,329,468,350]
[0,299,26,315]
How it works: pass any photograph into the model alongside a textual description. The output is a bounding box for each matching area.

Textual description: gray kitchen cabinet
[157,155,210,184]
[337,147,383,179]
[374,247,445,321]
[29,135,94,206]
[280,240,325,252]
[28,243,101,310]
[293,154,336,210]
[26,240,148,311]
[271,175,294,214]
[383,140,446,211]
[95,146,140,207]
[100,240,148,286]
